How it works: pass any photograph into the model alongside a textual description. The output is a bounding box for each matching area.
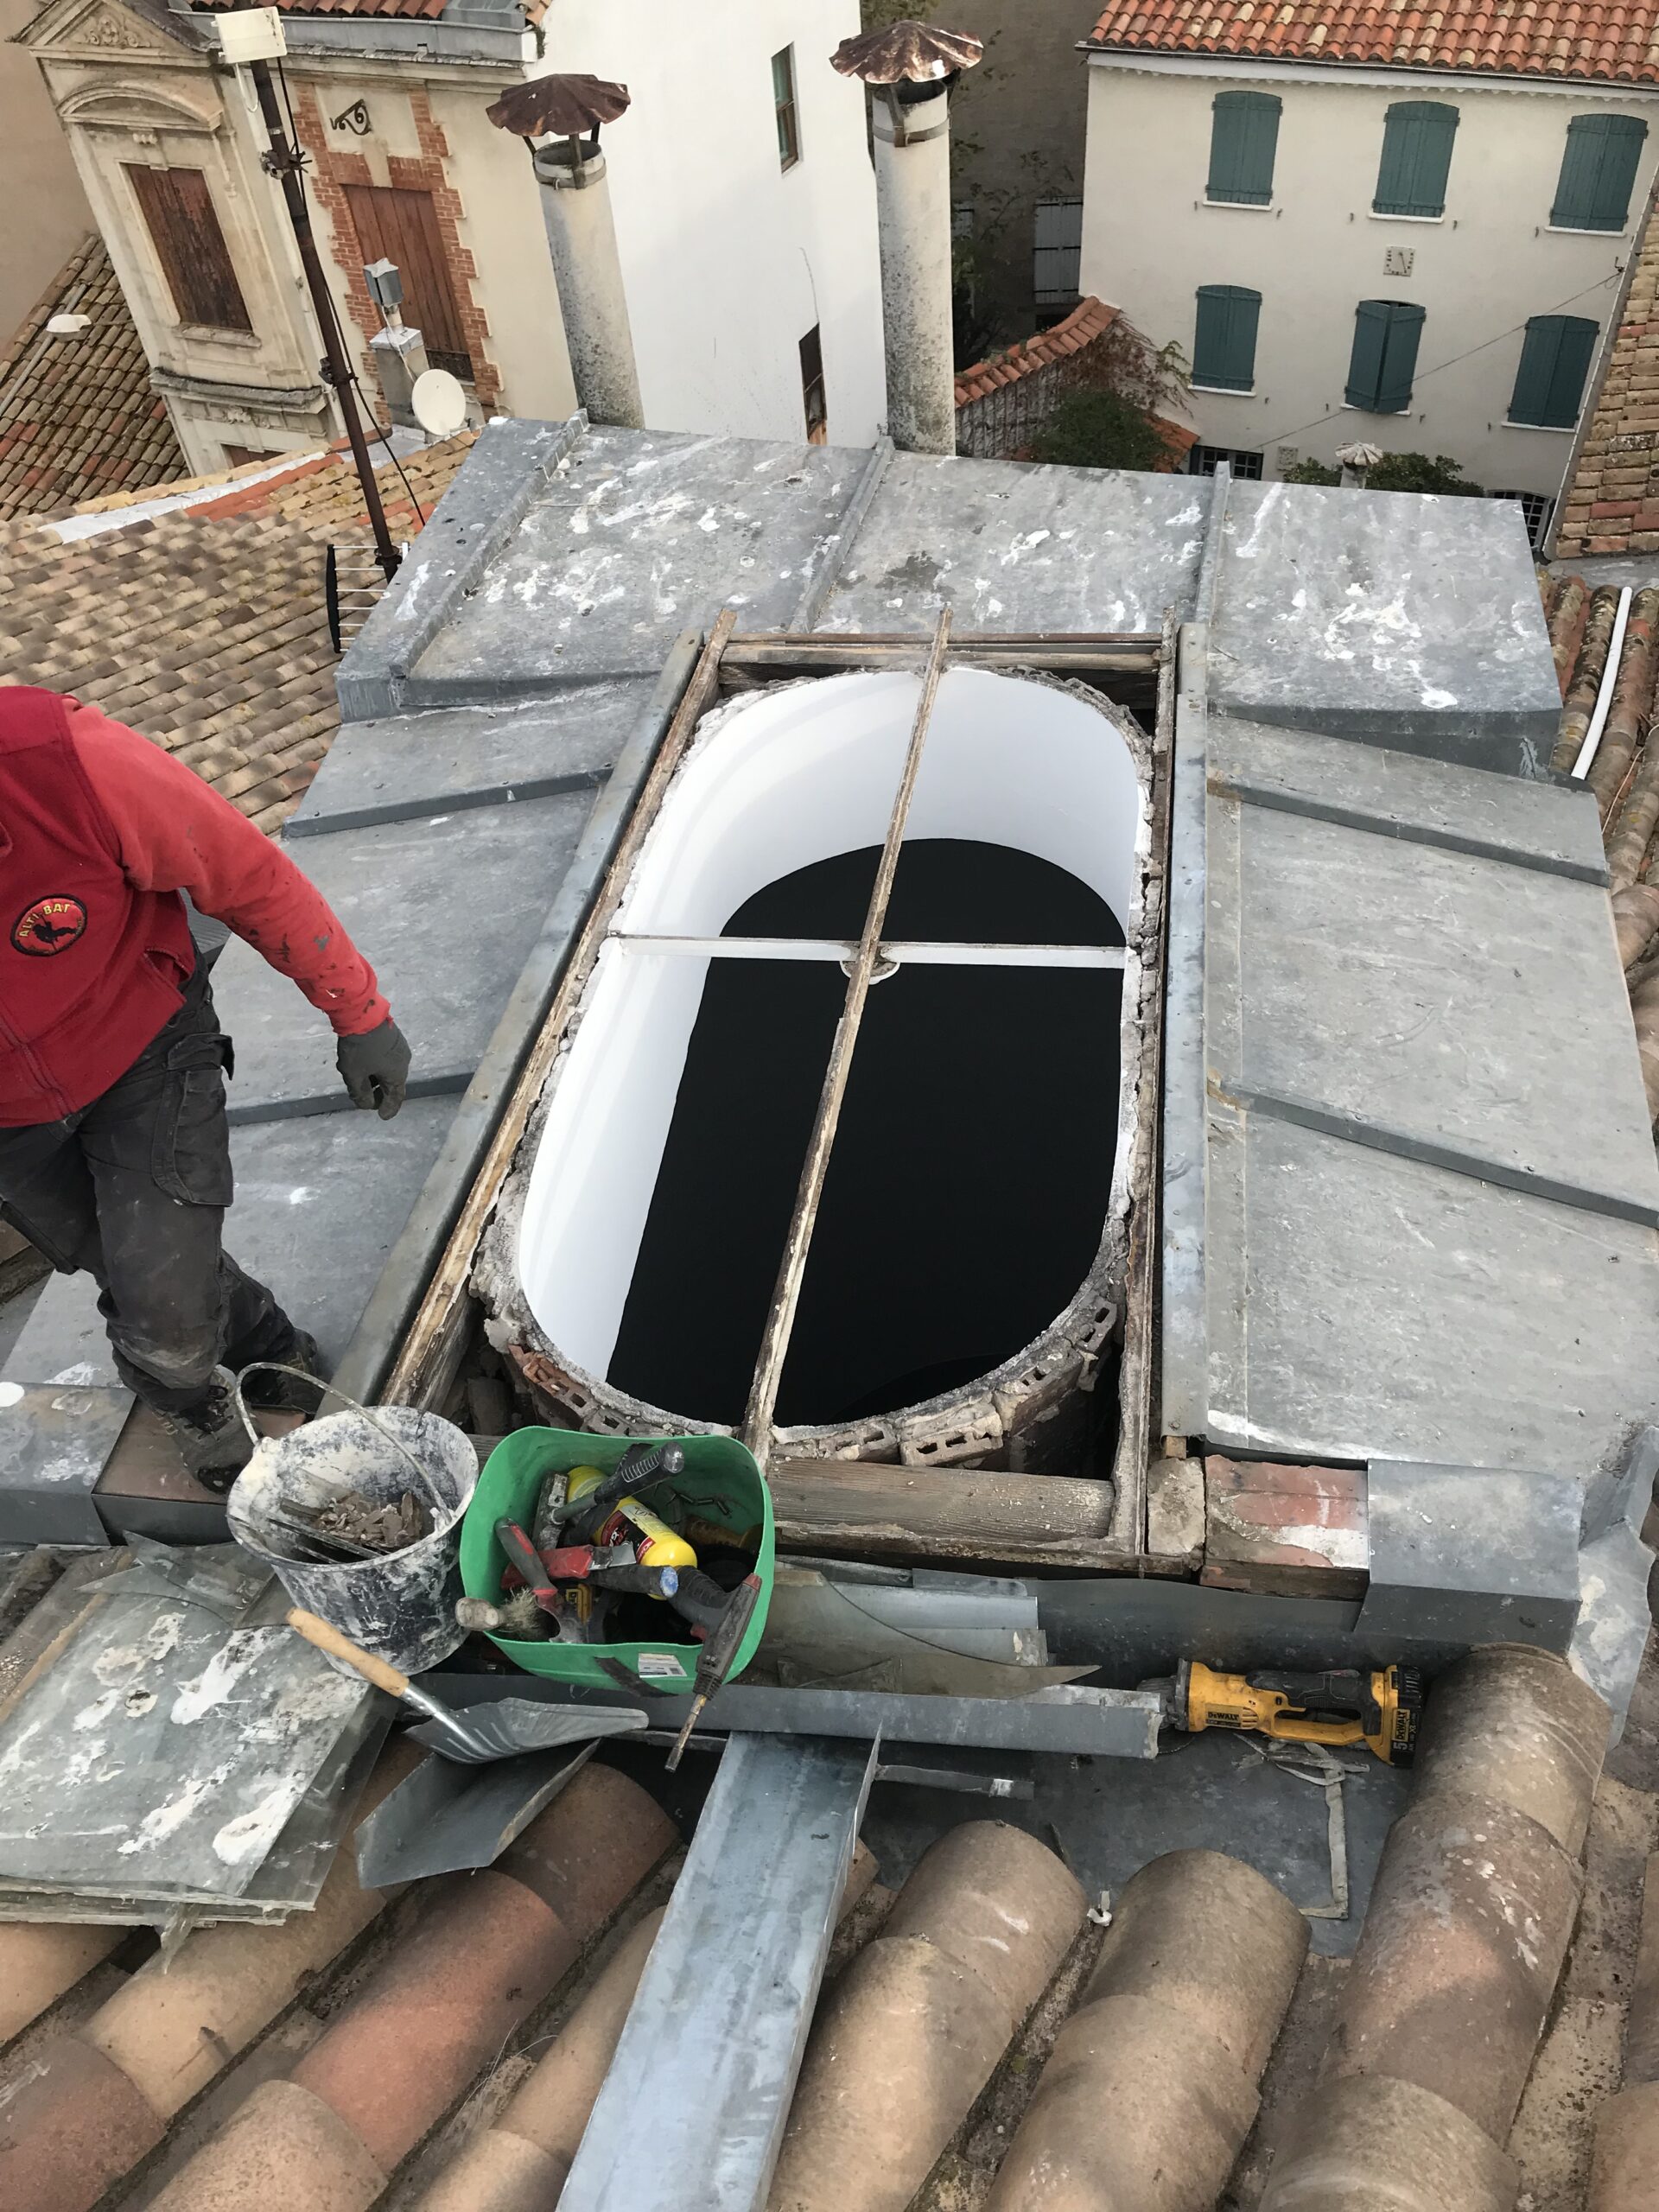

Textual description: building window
[799,324,827,443]
[1187,444,1264,479]
[1373,102,1459,218]
[1509,315,1599,429]
[124,166,251,333]
[1551,115,1647,231]
[1192,284,1261,392]
[773,47,801,170]
[1346,299,1424,412]
[1206,90,1281,206]
[1033,199,1084,308]
[341,184,473,381]
[1488,489,1555,548]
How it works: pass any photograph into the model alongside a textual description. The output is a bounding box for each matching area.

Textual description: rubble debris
[308,1488,432,1554]
[987,1848,1307,2212]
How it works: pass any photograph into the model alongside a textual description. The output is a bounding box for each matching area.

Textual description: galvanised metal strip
[558,1732,879,2212]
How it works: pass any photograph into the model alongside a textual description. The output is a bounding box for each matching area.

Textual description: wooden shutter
[125,166,251,332]
[1206,92,1281,206]
[1346,300,1423,411]
[1551,115,1647,231]
[341,184,472,379]
[1192,285,1262,391]
[1510,315,1599,427]
[1373,103,1459,217]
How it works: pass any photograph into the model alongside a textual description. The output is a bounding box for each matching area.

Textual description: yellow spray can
[564,1464,697,1589]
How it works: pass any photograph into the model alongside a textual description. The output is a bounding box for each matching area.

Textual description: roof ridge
[955,297,1122,407]
[1084,0,1659,85]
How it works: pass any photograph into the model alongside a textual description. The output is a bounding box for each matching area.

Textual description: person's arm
[66,697,389,1035]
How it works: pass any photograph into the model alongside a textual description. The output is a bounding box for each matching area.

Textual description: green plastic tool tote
[459,1428,773,1693]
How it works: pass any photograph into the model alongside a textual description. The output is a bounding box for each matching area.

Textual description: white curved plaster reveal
[516,666,1144,1396]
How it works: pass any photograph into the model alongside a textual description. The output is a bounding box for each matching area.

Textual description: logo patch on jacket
[11,896,87,957]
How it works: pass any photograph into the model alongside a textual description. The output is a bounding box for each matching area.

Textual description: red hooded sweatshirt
[0,688,389,1126]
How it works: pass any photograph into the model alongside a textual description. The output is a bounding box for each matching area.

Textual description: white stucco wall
[1080,55,1659,496]
[545,0,886,447]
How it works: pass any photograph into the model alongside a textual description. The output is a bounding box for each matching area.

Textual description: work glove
[337,1018,410,1120]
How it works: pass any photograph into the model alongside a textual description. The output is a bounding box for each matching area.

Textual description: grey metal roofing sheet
[1201,1108,1659,1499]
[1205,739,1658,1217]
[287,686,651,834]
[819,451,1206,634]
[1176,709,1659,1524]
[1206,481,1562,773]
[410,428,861,689]
[1205,716,1611,883]
[213,791,596,1118]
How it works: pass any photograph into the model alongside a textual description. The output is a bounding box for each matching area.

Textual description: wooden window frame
[124,163,252,334]
[1205,91,1281,208]
[340,181,473,383]
[1372,101,1459,220]
[1508,315,1599,430]
[799,324,827,443]
[1550,114,1648,233]
[773,46,801,171]
[1345,298,1425,414]
[1192,284,1262,394]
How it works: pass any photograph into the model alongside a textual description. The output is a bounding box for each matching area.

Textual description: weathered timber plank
[768,1457,1122,1569]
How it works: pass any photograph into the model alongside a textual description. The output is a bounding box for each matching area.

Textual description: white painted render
[517,668,1142,1381]
[543,0,886,448]
[1080,54,1659,495]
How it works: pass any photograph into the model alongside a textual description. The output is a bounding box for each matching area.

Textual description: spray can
[564,1464,696,1589]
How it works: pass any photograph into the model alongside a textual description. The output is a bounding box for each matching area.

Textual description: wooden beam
[767,1456,1123,1571]
[741,607,953,1456]
[384,612,740,1408]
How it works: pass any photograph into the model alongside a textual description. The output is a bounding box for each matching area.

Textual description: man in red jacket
[0,687,410,1488]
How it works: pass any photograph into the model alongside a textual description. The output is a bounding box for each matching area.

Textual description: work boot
[162,1367,256,1495]
[237,1323,329,1412]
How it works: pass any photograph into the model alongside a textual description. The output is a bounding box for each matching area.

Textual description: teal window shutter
[1206,92,1281,204]
[1345,300,1425,411]
[1551,115,1647,229]
[1509,315,1599,427]
[1192,285,1262,391]
[1373,102,1459,216]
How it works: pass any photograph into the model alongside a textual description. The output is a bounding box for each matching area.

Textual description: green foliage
[1363,451,1484,496]
[1030,389,1184,474]
[1282,458,1340,486]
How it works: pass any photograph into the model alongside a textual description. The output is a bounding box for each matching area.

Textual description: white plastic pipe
[1573,583,1632,781]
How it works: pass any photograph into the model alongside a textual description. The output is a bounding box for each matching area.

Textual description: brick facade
[1555,200,1659,557]
[291,85,502,410]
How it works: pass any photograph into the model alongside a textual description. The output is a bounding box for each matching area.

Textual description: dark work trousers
[0,964,293,1414]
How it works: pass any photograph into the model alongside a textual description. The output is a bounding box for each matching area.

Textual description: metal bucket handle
[232,1362,448,1515]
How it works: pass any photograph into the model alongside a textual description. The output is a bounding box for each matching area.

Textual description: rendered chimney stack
[832,22,983,455]
[487,74,644,430]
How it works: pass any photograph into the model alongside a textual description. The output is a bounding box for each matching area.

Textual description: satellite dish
[412,368,467,439]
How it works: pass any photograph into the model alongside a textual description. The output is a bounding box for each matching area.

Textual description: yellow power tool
[1160,1660,1422,1765]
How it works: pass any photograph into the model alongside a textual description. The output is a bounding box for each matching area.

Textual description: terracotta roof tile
[0,431,475,831]
[1084,0,1659,82]
[192,0,467,17]
[0,237,186,523]
[954,298,1123,408]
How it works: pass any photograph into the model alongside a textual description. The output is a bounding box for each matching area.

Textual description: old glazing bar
[725,633,1158,673]
[741,607,953,1453]
[341,623,711,1408]
[558,1732,878,2212]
